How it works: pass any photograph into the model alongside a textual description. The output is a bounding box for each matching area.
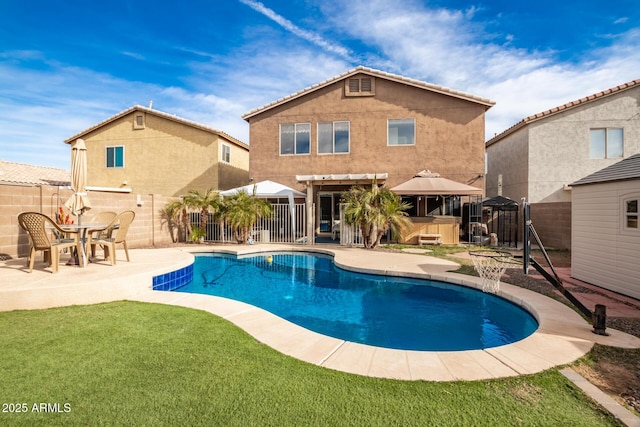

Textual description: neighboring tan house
[570,153,640,299]
[242,66,494,243]
[65,105,250,197]
[486,78,640,249]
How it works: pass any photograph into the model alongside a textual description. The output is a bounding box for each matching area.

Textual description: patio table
[56,223,108,268]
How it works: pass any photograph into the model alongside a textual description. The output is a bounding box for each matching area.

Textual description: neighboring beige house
[571,153,640,299]
[243,66,494,243]
[65,105,250,197]
[486,78,640,249]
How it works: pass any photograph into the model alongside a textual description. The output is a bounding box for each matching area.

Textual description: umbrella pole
[78,212,87,267]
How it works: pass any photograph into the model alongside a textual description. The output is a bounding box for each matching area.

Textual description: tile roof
[487,78,640,146]
[571,152,640,186]
[65,105,249,150]
[242,65,495,120]
[0,160,70,186]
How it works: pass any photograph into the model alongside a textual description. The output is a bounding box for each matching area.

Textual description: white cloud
[122,51,146,60]
[482,28,640,138]
[319,0,550,87]
[184,44,350,121]
[239,0,354,60]
[316,0,640,139]
[0,42,349,169]
[0,59,208,168]
[0,61,122,168]
[3,0,639,170]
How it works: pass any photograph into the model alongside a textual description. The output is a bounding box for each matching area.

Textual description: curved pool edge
[133,244,640,382]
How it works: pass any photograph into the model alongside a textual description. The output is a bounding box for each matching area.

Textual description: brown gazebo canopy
[390,170,482,195]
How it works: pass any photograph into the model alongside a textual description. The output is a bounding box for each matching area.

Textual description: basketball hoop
[469,250,518,293]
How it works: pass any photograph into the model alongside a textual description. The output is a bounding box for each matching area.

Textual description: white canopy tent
[220,180,306,199]
[220,180,306,242]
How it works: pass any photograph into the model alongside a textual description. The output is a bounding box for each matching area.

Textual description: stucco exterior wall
[485,127,529,201]
[572,180,640,299]
[528,88,640,203]
[487,86,640,205]
[80,111,249,196]
[0,184,175,260]
[247,74,488,191]
[487,85,640,250]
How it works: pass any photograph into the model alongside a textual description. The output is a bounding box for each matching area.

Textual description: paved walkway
[545,267,640,319]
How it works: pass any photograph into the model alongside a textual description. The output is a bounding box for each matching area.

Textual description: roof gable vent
[345,76,375,97]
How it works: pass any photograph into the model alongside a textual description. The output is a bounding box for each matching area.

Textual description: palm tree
[160,202,180,243]
[342,182,411,249]
[162,198,191,242]
[342,185,375,247]
[221,190,273,244]
[182,188,221,235]
[372,190,412,247]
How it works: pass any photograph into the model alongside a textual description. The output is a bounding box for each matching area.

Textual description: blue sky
[1,0,639,170]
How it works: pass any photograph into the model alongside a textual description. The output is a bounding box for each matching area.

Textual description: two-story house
[243,66,494,243]
[486,78,640,249]
[65,105,250,197]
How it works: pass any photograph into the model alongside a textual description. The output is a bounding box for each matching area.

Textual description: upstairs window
[345,77,375,96]
[388,119,415,146]
[221,144,231,163]
[318,121,350,154]
[590,128,623,159]
[106,146,124,168]
[280,123,310,155]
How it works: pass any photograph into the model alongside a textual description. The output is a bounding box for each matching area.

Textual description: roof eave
[487,77,640,145]
[243,66,495,121]
[65,105,249,150]
[486,119,530,146]
[572,176,640,186]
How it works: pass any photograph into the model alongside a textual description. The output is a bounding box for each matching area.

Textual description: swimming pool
[175,252,538,351]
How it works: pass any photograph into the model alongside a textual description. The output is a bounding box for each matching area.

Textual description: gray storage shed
[571,153,640,299]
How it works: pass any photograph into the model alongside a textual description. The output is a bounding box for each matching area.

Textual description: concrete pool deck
[1,244,639,383]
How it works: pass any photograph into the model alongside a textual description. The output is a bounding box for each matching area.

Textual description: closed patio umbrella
[65,138,92,266]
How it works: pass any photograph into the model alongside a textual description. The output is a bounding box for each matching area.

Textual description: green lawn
[0,302,621,426]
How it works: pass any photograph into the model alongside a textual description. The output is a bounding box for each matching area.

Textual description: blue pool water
[175,252,538,351]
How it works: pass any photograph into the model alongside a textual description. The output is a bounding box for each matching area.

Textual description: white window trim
[221,143,231,163]
[279,123,311,156]
[621,193,640,233]
[590,127,624,159]
[106,145,125,168]
[387,118,416,146]
[317,121,350,155]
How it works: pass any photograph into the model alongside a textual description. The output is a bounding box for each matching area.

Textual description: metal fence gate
[188,203,306,243]
[339,203,363,246]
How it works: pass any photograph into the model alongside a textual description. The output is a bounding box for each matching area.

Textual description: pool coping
[141,245,640,381]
